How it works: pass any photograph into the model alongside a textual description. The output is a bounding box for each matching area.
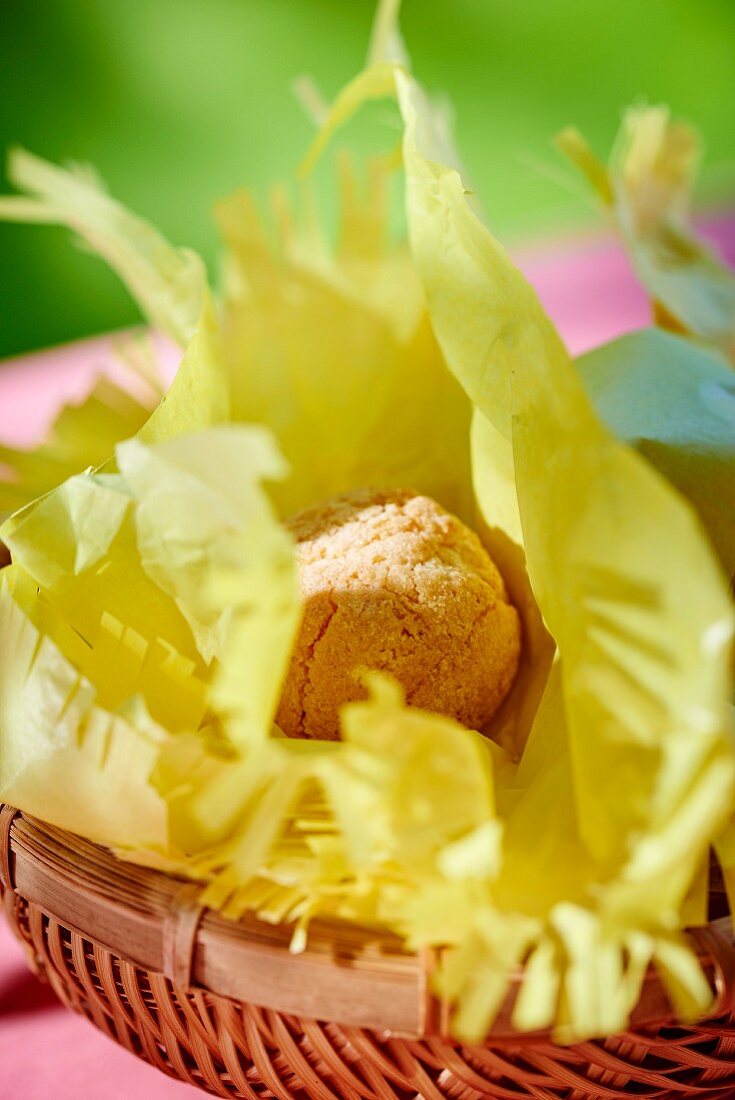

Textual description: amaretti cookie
[276,487,521,739]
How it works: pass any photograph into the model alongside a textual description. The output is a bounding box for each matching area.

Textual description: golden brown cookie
[276,488,521,739]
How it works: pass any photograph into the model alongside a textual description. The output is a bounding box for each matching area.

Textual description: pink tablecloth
[0,218,733,1099]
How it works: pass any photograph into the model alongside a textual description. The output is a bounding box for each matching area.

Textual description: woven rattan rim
[2,804,734,1040]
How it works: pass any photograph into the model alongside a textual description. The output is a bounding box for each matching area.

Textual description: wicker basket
[3,806,735,1098]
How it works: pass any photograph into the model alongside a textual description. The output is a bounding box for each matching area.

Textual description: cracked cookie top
[276,487,521,739]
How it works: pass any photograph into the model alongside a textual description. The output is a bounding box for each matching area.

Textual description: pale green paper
[577,328,735,577]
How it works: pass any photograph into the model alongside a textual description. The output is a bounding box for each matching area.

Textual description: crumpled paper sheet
[557,106,735,362]
[1,424,299,856]
[0,0,733,1045]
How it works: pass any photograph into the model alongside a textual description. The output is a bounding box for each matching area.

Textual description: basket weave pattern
[4,806,735,1100]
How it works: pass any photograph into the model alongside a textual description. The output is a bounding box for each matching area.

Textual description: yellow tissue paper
[393,63,732,1036]
[557,106,735,363]
[0,0,733,1046]
[0,338,162,521]
[0,571,171,853]
[215,155,472,519]
[0,147,206,347]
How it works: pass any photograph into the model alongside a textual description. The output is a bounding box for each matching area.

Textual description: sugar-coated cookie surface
[276,488,522,739]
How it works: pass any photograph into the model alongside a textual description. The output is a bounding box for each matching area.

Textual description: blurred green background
[1,0,733,360]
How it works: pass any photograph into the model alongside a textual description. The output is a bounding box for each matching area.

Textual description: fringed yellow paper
[0,0,733,1046]
[393,53,733,1040]
[0,148,205,346]
[557,106,735,362]
[214,154,472,519]
[0,338,162,520]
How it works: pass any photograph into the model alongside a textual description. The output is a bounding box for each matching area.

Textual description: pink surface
[0,921,196,1100]
[0,218,733,1099]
